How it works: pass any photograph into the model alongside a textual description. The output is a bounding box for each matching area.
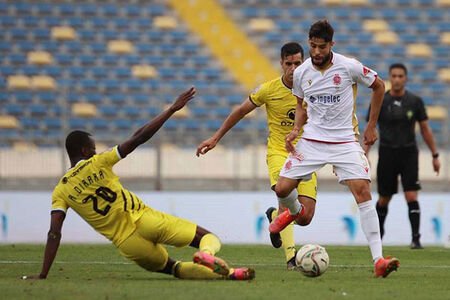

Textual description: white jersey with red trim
[292,52,377,142]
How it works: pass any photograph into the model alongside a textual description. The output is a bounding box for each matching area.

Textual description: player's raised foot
[265,207,282,248]
[228,267,255,280]
[269,208,302,234]
[374,256,400,278]
[286,254,297,271]
[193,251,230,276]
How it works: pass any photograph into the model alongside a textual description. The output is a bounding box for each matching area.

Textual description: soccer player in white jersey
[269,20,400,278]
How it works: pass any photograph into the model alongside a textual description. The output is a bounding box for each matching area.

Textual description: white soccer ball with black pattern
[295,244,329,277]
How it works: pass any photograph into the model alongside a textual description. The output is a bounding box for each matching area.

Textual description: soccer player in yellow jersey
[196,43,318,270]
[25,87,254,281]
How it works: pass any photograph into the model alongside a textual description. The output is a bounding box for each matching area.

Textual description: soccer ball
[295,244,329,277]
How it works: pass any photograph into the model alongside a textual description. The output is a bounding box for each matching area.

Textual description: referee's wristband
[432,153,439,159]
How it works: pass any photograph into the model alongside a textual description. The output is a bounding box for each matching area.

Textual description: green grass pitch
[1,244,449,300]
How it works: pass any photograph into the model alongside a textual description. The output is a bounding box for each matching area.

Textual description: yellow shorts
[267,152,317,200]
[117,206,197,272]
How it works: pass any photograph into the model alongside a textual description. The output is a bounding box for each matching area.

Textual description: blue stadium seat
[59,3,75,16]
[55,54,72,65]
[86,93,102,104]
[33,28,50,40]
[99,105,117,117]
[146,4,165,16]
[15,91,33,104]
[38,92,57,104]
[132,94,149,105]
[11,28,27,39]
[125,5,141,17]
[44,118,62,130]
[20,117,40,129]
[4,104,22,116]
[0,65,14,76]
[123,106,140,118]
[114,119,132,130]
[92,118,109,130]
[80,3,97,16]
[92,17,108,28]
[68,66,84,78]
[23,65,38,76]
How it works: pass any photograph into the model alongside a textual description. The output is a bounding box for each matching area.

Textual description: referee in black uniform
[364,63,441,249]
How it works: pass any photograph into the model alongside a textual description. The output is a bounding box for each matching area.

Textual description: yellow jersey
[249,76,304,154]
[52,146,146,246]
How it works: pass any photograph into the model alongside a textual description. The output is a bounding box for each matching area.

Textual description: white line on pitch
[1,261,450,268]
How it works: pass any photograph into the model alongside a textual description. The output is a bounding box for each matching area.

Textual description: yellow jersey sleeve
[249,82,270,107]
[96,146,122,168]
[51,190,69,213]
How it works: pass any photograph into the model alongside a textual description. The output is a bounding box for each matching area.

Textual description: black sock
[408,201,421,240]
[376,202,388,238]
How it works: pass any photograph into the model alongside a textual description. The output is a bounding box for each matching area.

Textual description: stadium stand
[0,0,448,151]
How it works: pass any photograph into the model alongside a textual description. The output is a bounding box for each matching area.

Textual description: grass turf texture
[1,244,449,300]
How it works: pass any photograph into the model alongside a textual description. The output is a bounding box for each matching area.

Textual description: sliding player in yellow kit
[196,43,318,269]
[24,87,254,281]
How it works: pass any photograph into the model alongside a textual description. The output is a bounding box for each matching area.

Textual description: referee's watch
[432,153,439,159]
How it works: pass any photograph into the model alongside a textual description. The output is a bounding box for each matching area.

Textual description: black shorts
[376,146,421,196]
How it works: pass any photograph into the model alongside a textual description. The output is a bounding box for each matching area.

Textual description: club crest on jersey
[363,66,371,76]
[284,160,293,170]
[333,74,341,85]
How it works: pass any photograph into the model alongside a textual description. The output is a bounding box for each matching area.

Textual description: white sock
[278,189,301,215]
[358,201,383,263]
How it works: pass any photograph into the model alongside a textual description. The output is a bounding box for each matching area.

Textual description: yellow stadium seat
[163,104,190,118]
[72,102,97,117]
[374,32,398,45]
[427,105,448,121]
[406,44,432,57]
[363,20,389,32]
[132,65,158,79]
[437,0,450,6]
[249,18,275,32]
[440,32,450,45]
[322,0,342,5]
[13,141,37,151]
[438,68,450,82]
[28,51,53,65]
[51,26,76,40]
[31,75,57,90]
[8,75,31,89]
[154,16,177,30]
[0,115,19,129]
[347,0,369,5]
[108,40,134,54]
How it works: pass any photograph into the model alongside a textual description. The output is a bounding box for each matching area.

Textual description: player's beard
[311,51,332,68]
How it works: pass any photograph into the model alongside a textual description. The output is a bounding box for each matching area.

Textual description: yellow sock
[173,262,223,279]
[199,233,221,255]
[272,209,296,262]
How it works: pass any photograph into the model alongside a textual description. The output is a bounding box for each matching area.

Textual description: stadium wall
[0,191,448,247]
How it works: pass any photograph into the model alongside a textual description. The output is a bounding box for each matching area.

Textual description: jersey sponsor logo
[307,79,312,86]
[333,74,341,85]
[287,109,296,120]
[309,94,341,104]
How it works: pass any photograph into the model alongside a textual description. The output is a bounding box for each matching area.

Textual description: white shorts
[279,139,371,184]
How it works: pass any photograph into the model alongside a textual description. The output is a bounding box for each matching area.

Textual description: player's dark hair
[389,63,408,75]
[65,130,92,158]
[309,20,334,42]
[280,42,304,59]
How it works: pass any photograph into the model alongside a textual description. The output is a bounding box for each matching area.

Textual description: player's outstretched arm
[119,87,196,158]
[363,78,385,146]
[23,211,65,280]
[196,98,256,156]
